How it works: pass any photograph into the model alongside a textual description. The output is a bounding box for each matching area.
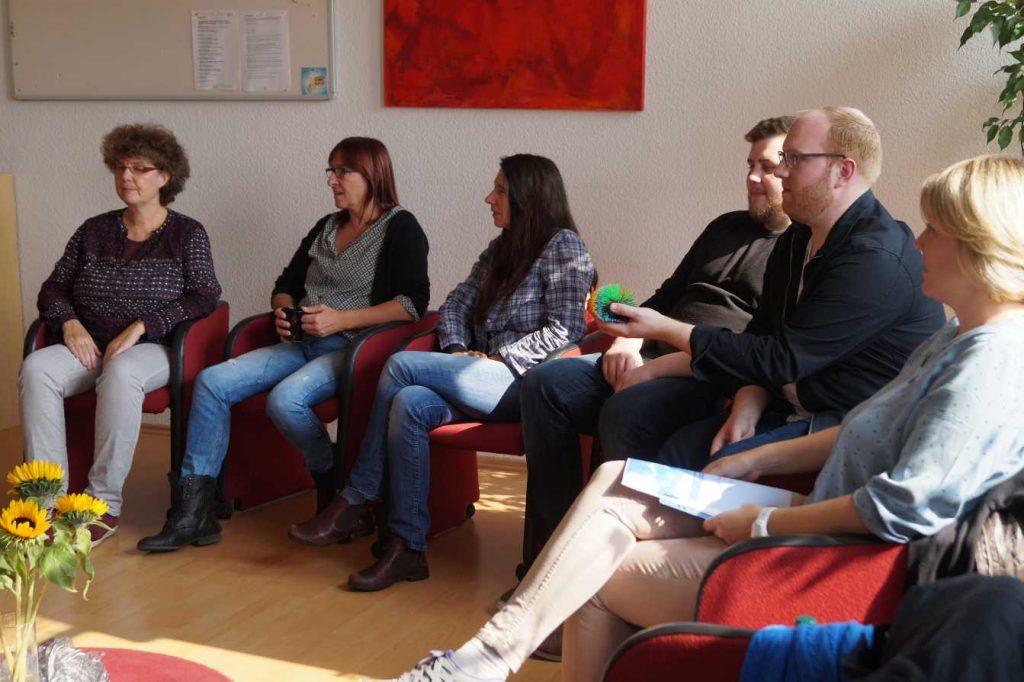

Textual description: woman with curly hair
[20,123,221,546]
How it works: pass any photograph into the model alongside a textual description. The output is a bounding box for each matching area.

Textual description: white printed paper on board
[192,11,242,90]
[243,10,291,92]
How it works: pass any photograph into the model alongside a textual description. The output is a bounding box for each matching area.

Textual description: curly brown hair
[101,124,190,205]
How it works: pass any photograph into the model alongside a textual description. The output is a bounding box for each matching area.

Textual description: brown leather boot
[348,536,429,592]
[287,493,374,546]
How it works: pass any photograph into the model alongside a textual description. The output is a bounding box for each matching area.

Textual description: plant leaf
[991,18,1006,44]
[39,544,77,592]
[956,0,973,19]
[972,5,994,31]
[987,122,1001,141]
[998,124,1014,148]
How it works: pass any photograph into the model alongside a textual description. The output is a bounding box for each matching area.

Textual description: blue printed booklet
[620,458,800,519]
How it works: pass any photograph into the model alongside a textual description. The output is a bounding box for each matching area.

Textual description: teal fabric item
[739,621,875,682]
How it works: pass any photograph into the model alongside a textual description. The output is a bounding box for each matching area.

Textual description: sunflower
[55,493,109,525]
[7,461,64,501]
[0,499,51,541]
[7,461,64,486]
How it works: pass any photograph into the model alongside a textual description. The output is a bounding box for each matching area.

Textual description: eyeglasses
[325,166,357,179]
[777,151,847,169]
[112,164,159,176]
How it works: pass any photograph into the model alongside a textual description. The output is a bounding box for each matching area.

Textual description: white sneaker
[389,650,503,682]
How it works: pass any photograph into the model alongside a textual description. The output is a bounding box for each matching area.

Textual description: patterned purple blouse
[38,209,221,350]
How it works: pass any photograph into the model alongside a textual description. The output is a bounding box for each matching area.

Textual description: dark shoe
[348,536,429,592]
[530,624,563,662]
[137,474,222,553]
[287,493,374,546]
[310,468,337,514]
[89,513,119,548]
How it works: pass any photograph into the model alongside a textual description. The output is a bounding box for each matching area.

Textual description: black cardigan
[271,209,430,318]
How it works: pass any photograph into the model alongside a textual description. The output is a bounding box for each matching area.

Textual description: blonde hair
[815,106,883,186]
[920,154,1024,302]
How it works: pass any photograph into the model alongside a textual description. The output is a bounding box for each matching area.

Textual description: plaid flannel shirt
[437,229,593,376]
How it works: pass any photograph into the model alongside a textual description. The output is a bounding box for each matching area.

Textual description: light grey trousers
[479,460,728,682]
[18,343,170,516]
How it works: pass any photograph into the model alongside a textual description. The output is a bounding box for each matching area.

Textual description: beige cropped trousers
[479,460,729,682]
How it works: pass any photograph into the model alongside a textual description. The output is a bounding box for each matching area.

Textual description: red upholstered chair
[391,327,613,536]
[21,302,230,494]
[603,622,753,682]
[219,312,437,513]
[601,535,907,681]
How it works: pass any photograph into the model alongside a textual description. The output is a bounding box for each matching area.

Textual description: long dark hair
[472,154,580,324]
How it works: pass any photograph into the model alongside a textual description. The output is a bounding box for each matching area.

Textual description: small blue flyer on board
[301,67,328,96]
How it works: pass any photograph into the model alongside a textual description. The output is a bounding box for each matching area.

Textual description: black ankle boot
[310,468,337,514]
[137,474,222,553]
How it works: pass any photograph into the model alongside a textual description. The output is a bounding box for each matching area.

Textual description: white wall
[0,0,1004,331]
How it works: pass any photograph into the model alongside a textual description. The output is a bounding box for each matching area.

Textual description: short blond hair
[813,106,883,186]
[920,154,1024,302]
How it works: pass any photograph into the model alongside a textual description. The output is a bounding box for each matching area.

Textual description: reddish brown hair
[329,137,400,211]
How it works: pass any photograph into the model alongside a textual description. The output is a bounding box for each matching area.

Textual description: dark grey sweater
[641,210,783,358]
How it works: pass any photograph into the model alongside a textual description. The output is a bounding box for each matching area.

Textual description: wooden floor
[0,427,560,682]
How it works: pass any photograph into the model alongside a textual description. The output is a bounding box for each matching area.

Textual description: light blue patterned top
[807,314,1024,543]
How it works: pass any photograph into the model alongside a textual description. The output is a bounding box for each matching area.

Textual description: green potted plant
[956,1,1024,153]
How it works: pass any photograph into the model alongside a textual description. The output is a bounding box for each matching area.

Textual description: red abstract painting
[384,0,646,111]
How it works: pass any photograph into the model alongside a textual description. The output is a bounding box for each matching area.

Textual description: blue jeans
[344,351,522,551]
[181,334,350,478]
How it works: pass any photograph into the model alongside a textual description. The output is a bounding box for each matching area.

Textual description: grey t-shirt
[808,315,1024,543]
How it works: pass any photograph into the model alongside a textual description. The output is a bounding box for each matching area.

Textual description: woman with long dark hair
[289,154,595,591]
[138,136,429,552]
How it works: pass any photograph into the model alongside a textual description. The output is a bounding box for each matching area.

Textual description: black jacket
[689,190,945,424]
[271,209,430,318]
[847,574,1024,682]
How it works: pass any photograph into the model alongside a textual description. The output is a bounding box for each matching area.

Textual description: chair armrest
[603,622,752,682]
[695,535,906,629]
[579,330,614,355]
[225,312,279,359]
[22,318,49,358]
[167,301,230,472]
[399,326,439,353]
[170,301,230,390]
[334,319,425,481]
[413,310,439,334]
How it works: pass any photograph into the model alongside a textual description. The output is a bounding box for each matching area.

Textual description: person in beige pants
[366,154,1024,681]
